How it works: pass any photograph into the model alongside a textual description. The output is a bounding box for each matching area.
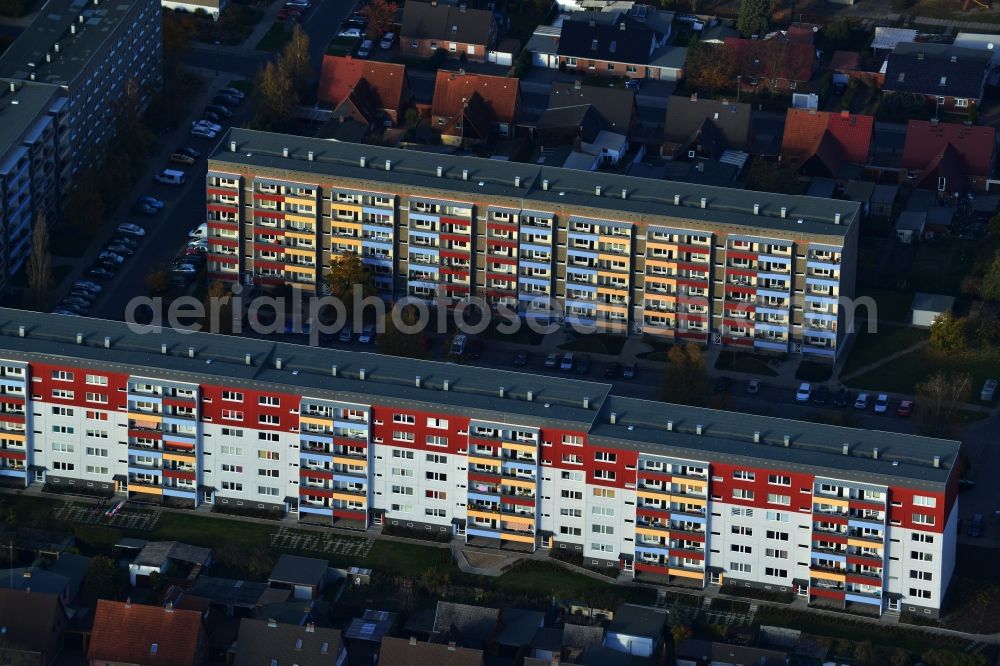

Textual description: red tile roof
[724,37,816,84]
[901,119,996,179]
[88,600,205,666]
[431,70,520,125]
[781,109,874,167]
[317,56,409,116]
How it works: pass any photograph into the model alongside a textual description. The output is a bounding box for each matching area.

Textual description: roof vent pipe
[8,82,13,92]
[666,420,673,431]
[29,73,34,81]
[331,365,338,377]
[753,203,760,215]
[780,207,787,219]
[933,455,941,468]
[245,353,252,365]
[275,357,283,370]
[700,197,707,209]
[70,24,76,34]
[443,379,450,391]
[161,343,167,355]
[282,147,289,157]
[610,411,617,424]
[783,435,790,447]
[54,43,59,53]
[104,336,111,348]
[542,179,549,191]
[514,176,521,187]
[307,151,314,161]
[526,390,533,402]
[46,53,51,63]
[673,194,680,205]
[385,159,391,171]
[696,424,703,435]
[753,431,760,443]
[436,166,443,177]
[873,447,879,460]
[188,346,194,358]
[834,213,842,225]
[16,326,24,338]
[595,185,602,196]
[462,169,469,181]
[583,396,590,409]
[621,188,627,199]
[499,386,505,398]
[359,368,366,381]
[230,140,236,152]
[415,375,421,388]
[76,333,82,344]
[360,156,366,167]
[842,443,850,455]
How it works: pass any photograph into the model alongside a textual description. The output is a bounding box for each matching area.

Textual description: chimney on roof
[595,185,602,196]
[165,603,174,613]
[753,431,760,443]
[499,386,506,398]
[514,175,521,187]
[29,73,34,81]
[834,212,842,225]
[360,156,366,167]
[448,642,457,651]
[840,110,849,119]
[16,325,24,338]
[71,24,76,34]
[526,390,533,401]
[268,619,278,628]
[780,206,787,219]
[700,197,707,209]
[933,455,941,468]
[104,336,111,348]
[583,396,590,409]
[783,435,790,447]
[462,169,469,180]
[443,379,450,391]
[667,420,673,431]
[610,411,617,424]
[696,424,703,435]
[673,194,680,205]
[621,188,627,199]
[619,21,626,30]
[331,365,338,377]
[359,368,366,380]
[950,55,957,63]
[385,159,391,171]
[415,375,421,388]
[54,43,59,53]
[409,637,417,645]
[542,179,549,190]
[230,140,237,152]
[45,53,51,63]
[842,443,850,455]
[917,52,924,60]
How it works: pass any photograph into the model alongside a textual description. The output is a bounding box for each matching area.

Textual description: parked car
[968,513,984,537]
[812,384,829,405]
[170,151,195,165]
[69,289,97,302]
[98,251,124,265]
[106,243,134,257]
[86,267,115,280]
[214,93,243,107]
[205,104,233,118]
[449,334,467,356]
[57,302,88,315]
[854,392,870,410]
[338,27,362,38]
[189,126,217,140]
[74,280,102,294]
[339,325,353,342]
[171,263,198,275]
[467,337,483,359]
[219,87,246,101]
[202,110,222,123]
[192,119,222,132]
[116,223,145,237]
[357,39,374,57]
[832,388,850,408]
[746,379,760,395]
[795,382,811,403]
[544,353,559,369]
[154,169,185,185]
[622,363,636,379]
[897,399,914,417]
[51,308,79,316]
[189,223,208,239]
[179,253,205,267]
[178,146,201,159]
[139,196,165,209]
[874,393,889,414]
[604,362,621,379]
[513,350,528,367]
[113,236,138,249]
[359,325,375,344]
[575,354,590,375]
[981,378,998,402]
[135,201,158,215]
[379,32,396,49]
[61,296,91,308]
[714,376,731,393]
[559,353,575,372]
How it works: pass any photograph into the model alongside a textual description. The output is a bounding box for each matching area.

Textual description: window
[766,511,789,522]
[911,551,933,562]
[51,406,73,416]
[562,434,583,446]
[766,530,789,541]
[52,389,74,400]
[259,396,279,406]
[910,570,933,581]
[426,435,448,447]
[594,451,617,463]
[221,409,243,421]
[425,471,447,481]
[222,390,243,402]
[730,562,752,573]
[259,432,278,442]
[85,374,108,386]
[221,464,243,473]
[86,392,108,404]
[52,461,74,471]
[561,507,582,517]
[732,488,754,501]
[561,490,583,500]
[731,544,752,553]
[733,470,755,481]
[955,98,969,108]
[731,526,752,536]
[391,485,413,496]
[909,588,932,599]
[86,411,109,421]
[592,524,614,535]
[86,429,108,439]
[426,417,449,429]
[425,490,447,500]
[768,474,791,486]
[426,454,447,464]
[86,465,109,475]
[221,481,243,491]
[592,488,615,499]
[52,370,74,382]
[258,451,280,461]
[559,525,582,536]
[221,427,243,437]
[258,469,279,477]
[220,445,244,456]
[391,467,414,477]
[913,495,937,508]
[258,414,279,425]
[562,453,582,465]
[393,431,415,443]
[590,543,614,553]
[912,533,934,544]
[85,447,108,457]
[392,450,414,459]
[393,414,415,424]
[52,425,74,435]
[765,548,789,559]
[258,486,280,496]
[51,442,74,453]
[767,494,791,506]
[765,567,788,578]
[561,470,583,481]
[912,513,935,526]
[594,469,616,481]
[426,508,447,517]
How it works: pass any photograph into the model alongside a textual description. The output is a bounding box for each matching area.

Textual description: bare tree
[26,212,52,308]
[916,371,972,436]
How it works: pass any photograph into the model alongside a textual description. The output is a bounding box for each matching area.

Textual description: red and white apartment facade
[0,310,957,619]
[205,130,859,361]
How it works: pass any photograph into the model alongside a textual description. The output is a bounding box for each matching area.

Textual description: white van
[188,222,208,239]
[155,169,185,185]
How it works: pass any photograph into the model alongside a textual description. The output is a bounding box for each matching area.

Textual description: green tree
[744,159,804,195]
[661,343,707,406]
[378,304,427,358]
[26,212,51,308]
[928,311,966,354]
[74,525,122,551]
[685,41,737,94]
[824,18,852,46]
[84,556,124,601]
[916,371,972,436]
[251,60,295,130]
[853,641,879,666]
[278,24,311,96]
[921,649,988,666]
[325,252,377,324]
[671,623,693,646]
[980,252,1000,301]
[888,648,911,666]
[736,0,769,37]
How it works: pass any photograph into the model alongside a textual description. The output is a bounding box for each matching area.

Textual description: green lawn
[256,22,293,51]
[841,324,929,378]
[363,540,451,577]
[857,287,914,324]
[146,511,274,549]
[907,241,976,296]
[849,347,1000,396]
[714,352,779,377]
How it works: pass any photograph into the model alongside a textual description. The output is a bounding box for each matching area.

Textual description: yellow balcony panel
[501,441,536,454]
[670,495,708,508]
[468,456,501,468]
[501,477,536,490]
[641,325,677,336]
[636,488,670,501]
[127,412,161,422]
[669,567,704,580]
[330,492,367,503]
[283,246,316,257]
[162,452,195,463]
[467,509,498,521]
[330,202,361,213]
[284,264,316,275]
[284,195,317,206]
[635,526,669,538]
[331,219,363,229]
[815,497,849,508]
[645,241,677,252]
[847,538,883,549]
[500,532,535,544]
[299,415,332,427]
[130,485,163,496]
[284,230,315,240]
[284,212,317,224]
[599,234,631,244]
[810,569,846,582]
[596,303,629,314]
[331,455,367,466]
[0,432,25,442]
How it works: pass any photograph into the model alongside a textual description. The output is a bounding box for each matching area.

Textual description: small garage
[268,554,328,600]
[911,293,955,328]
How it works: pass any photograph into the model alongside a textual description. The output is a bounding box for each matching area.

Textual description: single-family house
[953,32,1000,83]
[431,70,521,146]
[871,26,916,55]
[88,600,206,666]
[537,81,637,149]
[0,588,68,666]
[129,541,212,586]
[268,554,328,600]
[233,618,346,666]
[317,56,412,127]
[676,638,789,666]
[378,637,483,666]
[400,1,497,63]
[661,95,752,159]
[882,42,991,114]
[556,11,685,81]
[724,34,816,92]
[900,119,997,194]
[603,604,667,659]
[780,109,874,180]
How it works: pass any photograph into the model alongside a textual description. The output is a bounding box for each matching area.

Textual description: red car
[896,400,914,417]
[276,8,301,20]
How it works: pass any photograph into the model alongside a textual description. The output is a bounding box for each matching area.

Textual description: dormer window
[897,72,905,83]
[591,39,598,50]
[451,24,457,33]
[939,76,947,85]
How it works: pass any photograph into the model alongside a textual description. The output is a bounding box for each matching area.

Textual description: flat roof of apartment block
[209,128,860,239]
[0,309,958,488]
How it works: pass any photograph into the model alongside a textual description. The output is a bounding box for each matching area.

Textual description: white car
[359,325,375,344]
[874,393,889,414]
[338,27,362,38]
[379,32,395,49]
[357,39,373,57]
[190,126,217,139]
[192,119,222,133]
[117,223,146,237]
[189,223,208,239]
[285,0,310,6]
[171,264,197,274]
[795,382,811,403]
[560,353,575,372]
[219,87,246,100]
[854,392,870,410]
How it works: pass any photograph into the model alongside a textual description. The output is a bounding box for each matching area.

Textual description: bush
[0,0,34,17]
[74,525,122,552]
